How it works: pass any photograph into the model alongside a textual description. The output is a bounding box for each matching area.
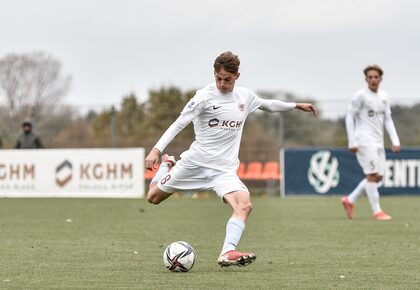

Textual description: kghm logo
[56,160,72,187]
[307,150,339,194]
[368,110,385,117]
[208,118,219,127]
[207,118,243,129]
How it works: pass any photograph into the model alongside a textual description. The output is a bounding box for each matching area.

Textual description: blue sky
[1,0,419,118]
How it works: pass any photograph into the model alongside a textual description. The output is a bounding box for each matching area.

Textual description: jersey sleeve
[246,90,295,113]
[383,93,392,116]
[346,93,363,148]
[383,94,400,146]
[180,94,207,119]
[348,93,364,113]
[345,111,357,148]
[246,91,264,113]
[257,99,296,112]
[153,94,206,152]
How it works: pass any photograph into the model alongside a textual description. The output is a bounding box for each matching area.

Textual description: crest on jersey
[238,103,245,111]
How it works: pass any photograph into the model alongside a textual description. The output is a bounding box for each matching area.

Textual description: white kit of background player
[342,65,400,221]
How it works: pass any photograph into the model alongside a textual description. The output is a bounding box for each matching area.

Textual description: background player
[342,65,400,221]
[145,51,317,267]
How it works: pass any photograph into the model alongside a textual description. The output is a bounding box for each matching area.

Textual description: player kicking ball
[342,65,400,221]
[145,51,317,267]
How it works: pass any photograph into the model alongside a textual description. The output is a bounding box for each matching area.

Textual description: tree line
[0,51,419,161]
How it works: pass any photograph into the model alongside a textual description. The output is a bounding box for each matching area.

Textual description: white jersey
[154,83,295,173]
[347,87,396,147]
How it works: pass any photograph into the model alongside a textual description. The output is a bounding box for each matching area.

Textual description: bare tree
[0,51,72,147]
[0,51,72,122]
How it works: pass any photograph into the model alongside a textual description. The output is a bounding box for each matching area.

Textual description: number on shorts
[370,161,375,171]
[160,174,171,185]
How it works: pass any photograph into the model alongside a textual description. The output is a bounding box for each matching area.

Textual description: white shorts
[157,159,249,199]
[356,146,386,175]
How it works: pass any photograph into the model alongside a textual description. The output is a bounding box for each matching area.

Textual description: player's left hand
[392,145,400,153]
[296,103,318,117]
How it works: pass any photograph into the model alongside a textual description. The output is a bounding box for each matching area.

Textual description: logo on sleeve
[188,101,196,109]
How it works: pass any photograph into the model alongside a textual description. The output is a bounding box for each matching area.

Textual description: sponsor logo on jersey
[212,105,221,109]
[208,118,219,127]
[368,110,385,117]
[207,118,243,130]
[307,150,340,194]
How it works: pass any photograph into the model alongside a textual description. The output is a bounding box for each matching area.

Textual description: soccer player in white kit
[342,65,400,221]
[145,51,317,267]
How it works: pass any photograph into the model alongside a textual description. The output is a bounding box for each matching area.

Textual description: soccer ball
[163,241,196,272]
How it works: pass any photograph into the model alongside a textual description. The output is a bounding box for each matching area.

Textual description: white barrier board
[0,148,145,198]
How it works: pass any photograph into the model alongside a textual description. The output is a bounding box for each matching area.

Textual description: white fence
[0,148,145,198]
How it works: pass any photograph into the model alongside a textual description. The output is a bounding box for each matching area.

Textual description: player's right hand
[145,148,161,170]
[295,103,318,117]
[350,147,358,153]
[392,145,400,153]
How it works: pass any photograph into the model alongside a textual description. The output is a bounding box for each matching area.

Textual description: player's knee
[367,174,379,182]
[147,193,161,205]
[239,201,253,216]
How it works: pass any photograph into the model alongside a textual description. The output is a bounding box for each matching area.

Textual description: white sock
[220,217,245,256]
[348,178,367,204]
[150,163,170,185]
[365,181,382,214]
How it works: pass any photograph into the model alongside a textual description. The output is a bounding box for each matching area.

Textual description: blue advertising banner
[281,148,420,196]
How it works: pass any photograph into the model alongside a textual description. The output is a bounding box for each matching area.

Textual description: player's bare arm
[145,148,161,170]
[295,103,318,117]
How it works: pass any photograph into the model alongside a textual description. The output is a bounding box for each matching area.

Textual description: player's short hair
[214,51,240,74]
[364,65,383,76]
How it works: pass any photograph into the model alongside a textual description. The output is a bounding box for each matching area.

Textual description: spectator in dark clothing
[15,120,44,149]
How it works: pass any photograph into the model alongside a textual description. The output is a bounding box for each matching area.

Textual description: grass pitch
[0,196,419,289]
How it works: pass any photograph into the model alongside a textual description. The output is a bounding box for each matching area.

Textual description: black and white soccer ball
[163,241,196,272]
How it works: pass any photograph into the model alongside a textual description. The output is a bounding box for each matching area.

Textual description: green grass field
[1,196,419,289]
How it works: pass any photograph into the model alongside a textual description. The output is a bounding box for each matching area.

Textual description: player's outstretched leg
[218,191,256,267]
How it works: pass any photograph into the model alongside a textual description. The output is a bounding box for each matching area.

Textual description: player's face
[22,125,32,133]
[365,70,382,92]
[214,69,239,94]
